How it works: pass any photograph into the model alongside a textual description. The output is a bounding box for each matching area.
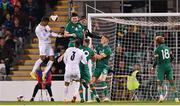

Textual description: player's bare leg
[30,56,45,79]
[42,56,54,81]
[169,80,179,103]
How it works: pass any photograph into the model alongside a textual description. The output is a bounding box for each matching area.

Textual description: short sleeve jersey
[154,44,171,67]
[80,46,95,61]
[95,44,112,68]
[65,22,84,42]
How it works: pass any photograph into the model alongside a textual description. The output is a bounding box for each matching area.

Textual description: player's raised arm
[50,31,62,38]
[64,30,76,37]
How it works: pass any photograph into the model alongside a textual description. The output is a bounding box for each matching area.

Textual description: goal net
[88,13,180,101]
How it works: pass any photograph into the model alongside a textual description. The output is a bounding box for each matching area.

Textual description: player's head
[79,16,87,26]
[74,40,80,48]
[155,36,165,45]
[71,12,79,24]
[83,38,90,46]
[133,64,141,71]
[101,34,110,45]
[59,27,65,35]
[41,17,49,26]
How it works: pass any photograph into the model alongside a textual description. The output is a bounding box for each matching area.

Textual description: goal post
[87,13,180,101]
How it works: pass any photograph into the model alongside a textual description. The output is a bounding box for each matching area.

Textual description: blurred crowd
[0,0,57,77]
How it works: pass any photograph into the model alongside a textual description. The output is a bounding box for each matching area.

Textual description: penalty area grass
[0,101,179,105]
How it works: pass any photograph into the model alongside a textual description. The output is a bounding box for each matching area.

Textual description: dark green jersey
[80,46,94,61]
[65,22,84,42]
[95,44,112,68]
[154,44,171,66]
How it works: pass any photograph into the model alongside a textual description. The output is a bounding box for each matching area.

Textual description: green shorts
[157,65,173,81]
[80,63,90,83]
[93,67,108,78]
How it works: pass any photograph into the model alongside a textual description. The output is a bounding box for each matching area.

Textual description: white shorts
[64,70,80,82]
[39,43,54,56]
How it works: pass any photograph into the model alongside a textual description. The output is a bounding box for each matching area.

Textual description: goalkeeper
[151,36,179,103]
[79,38,96,103]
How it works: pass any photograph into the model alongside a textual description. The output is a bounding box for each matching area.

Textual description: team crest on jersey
[75,27,78,31]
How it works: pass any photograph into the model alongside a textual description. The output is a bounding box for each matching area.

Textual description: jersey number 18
[161,49,170,60]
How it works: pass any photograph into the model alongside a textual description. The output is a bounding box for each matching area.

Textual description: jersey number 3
[71,51,76,61]
[161,49,170,60]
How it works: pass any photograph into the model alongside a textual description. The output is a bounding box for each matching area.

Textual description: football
[17,95,24,101]
[50,14,59,21]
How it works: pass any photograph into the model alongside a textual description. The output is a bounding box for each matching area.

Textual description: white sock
[73,81,80,97]
[160,95,164,99]
[32,59,43,72]
[64,86,68,100]
[43,60,54,74]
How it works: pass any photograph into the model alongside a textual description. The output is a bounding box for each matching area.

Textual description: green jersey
[154,44,172,67]
[65,22,84,42]
[95,44,112,68]
[80,46,95,61]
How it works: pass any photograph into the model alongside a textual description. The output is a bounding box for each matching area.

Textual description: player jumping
[89,35,112,102]
[30,17,62,81]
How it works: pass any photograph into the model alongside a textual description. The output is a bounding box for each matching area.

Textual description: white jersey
[35,24,61,44]
[64,47,87,82]
[64,47,87,71]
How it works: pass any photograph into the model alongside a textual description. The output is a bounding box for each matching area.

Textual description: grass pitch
[0,101,179,105]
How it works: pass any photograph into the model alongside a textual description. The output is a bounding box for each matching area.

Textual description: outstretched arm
[64,31,76,37]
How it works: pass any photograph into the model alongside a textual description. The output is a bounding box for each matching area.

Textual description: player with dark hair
[63,40,87,103]
[89,35,112,102]
[151,36,179,103]
[79,38,96,103]
[64,12,85,47]
[30,66,54,101]
[30,17,62,81]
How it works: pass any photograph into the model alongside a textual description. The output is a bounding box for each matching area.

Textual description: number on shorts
[71,51,76,61]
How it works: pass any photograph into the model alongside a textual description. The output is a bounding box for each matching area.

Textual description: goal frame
[88,13,180,32]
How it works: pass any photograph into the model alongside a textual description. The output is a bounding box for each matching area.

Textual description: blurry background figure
[30,66,54,102]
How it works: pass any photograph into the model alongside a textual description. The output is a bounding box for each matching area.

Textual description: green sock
[90,84,98,96]
[158,86,163,96]
[100,81,108,97]
[173,91,178,98]
[90,90,94,100]
[79,85,84,99]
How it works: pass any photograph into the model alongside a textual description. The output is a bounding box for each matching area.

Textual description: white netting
[88,13,180,101]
